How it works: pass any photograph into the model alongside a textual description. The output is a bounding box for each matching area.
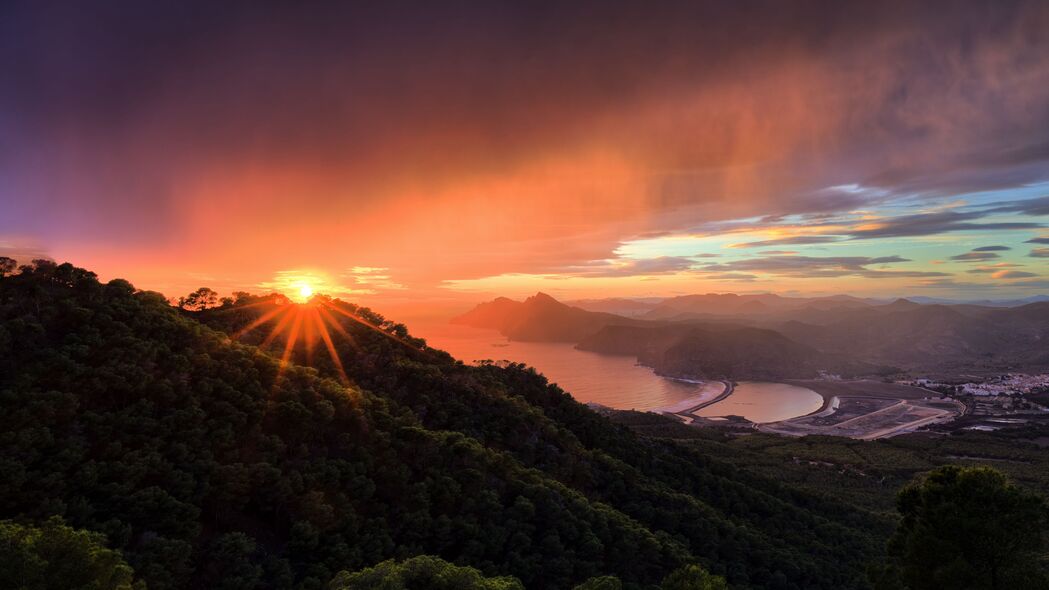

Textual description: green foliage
[329,555,524,590]
[886,465,1049,590]
[0,261,891,589]
[202,533,264,590]
[178,287,219,310]
[573,575,623,590]
[0,516,143,590]
[660,565,729,590]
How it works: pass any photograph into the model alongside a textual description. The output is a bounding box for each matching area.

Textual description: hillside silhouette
[0,261,884,589]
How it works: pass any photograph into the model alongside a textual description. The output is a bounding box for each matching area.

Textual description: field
[609,410,1049,514]
[785,379,935,404]
[761,380,965,439]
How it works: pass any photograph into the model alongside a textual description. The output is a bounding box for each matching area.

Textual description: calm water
[415,322,823,421]
[695,382,823,423]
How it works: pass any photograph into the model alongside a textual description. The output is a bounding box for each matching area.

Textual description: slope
[0,262,886,589]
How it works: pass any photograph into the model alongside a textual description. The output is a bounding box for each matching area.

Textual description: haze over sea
[416,322,822,422]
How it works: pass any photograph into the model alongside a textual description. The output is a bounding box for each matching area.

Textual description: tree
[329,555,524,590]
[661,565,728,590]
[182,287,219,311]
[886,465,1049,590]
[201,533,262,590]
[0,256,15,277]
[0,517,143,590]
[573,575,623,590]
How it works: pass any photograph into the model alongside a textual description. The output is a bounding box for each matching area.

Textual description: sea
[414,322,822,423]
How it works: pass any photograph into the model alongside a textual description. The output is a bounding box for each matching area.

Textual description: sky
[2,0,1049,308]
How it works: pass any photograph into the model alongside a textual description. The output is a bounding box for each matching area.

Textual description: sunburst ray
[275,307,304,383]
[260,305,298,349]
[316,305,362,352]
[320,300,428,356]
[311,307,350,385]
[231,304,288,340]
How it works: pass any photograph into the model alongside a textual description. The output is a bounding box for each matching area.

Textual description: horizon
[9,258,1049,321]
[7,4,1049,585]
[3,1,1049,306]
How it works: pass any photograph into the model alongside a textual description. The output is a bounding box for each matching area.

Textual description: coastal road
[673,380,734,421]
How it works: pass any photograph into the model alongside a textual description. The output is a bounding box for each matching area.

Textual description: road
[673,380,734,421]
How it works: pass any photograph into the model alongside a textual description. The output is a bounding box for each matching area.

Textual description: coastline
[658,380,735,420]
[761,379,967,440]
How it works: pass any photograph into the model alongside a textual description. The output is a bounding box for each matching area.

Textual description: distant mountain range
[1,261,887,589]
[454,293,1049,378]
[576,323,878,380]
[451,292,647,341]
[568,292,1049,319]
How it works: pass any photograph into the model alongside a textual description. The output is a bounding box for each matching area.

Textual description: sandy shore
[657,380,733,414]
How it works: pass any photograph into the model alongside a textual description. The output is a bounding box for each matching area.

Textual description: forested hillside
[0,262,888,589]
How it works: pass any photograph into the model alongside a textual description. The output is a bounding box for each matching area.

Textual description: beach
[658,380,733,415]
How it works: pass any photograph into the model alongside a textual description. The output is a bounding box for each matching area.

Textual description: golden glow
[255,269,376,304]
[229,295,430,387]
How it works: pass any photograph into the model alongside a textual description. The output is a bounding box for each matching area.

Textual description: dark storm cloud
[5,1,1049,215]
[702,205,1048,251]
[994,270,1038,279]
[966,264,1020,274]
[729,236,843,249]
[984,195,1049,216]
[950,251,1001,262]
[697,255,947,279]
[911,278,1049,290]
[1030,248,1049,258]
[706,273,758,281]
[849,211,1044,240]
[3,0,1049,294]
[565,256,698,277]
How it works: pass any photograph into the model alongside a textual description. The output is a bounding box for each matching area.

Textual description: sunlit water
[415,322,823,421]
[695,381,823,423]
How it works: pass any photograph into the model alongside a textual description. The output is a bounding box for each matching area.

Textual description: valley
[450,293,1049,440]
[9,4,1049,587]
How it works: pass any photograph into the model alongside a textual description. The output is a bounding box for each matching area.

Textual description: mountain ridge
[0,262,885,589]
[458,292,1049,376]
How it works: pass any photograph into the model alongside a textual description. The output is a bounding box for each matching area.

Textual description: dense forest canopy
[0,261,1045,589]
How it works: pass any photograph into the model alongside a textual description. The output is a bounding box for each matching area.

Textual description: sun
[261,270,332,303]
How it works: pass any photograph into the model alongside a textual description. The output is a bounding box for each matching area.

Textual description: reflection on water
[415,322,708,411]
[416,323,824,422]
[696,381,823,423]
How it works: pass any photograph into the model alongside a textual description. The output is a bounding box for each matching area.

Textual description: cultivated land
[760,380,965,439]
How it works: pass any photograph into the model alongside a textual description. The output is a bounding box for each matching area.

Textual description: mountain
[637,293,881,323]
[463,292,1049,375]
[452,292,648,341]
[0,261,885,589]
[775,302,1049,371]
[641,293,789,320]
[906,295,1049,307]
[577,324,872,380]
[565,297,662,317]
